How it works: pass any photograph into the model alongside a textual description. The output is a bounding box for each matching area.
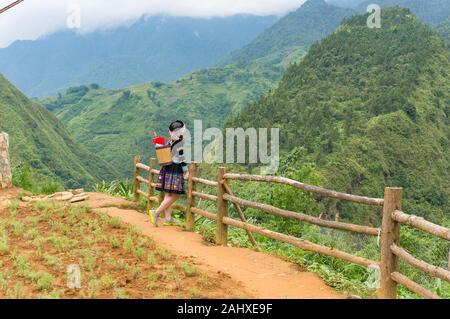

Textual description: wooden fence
[133,156,450,299]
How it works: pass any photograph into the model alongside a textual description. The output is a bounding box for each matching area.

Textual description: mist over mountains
[0,14,277,97]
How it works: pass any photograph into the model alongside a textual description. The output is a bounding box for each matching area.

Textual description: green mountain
[358,0,450,26]
[227,8,450,222]
[41,0,354,177]
[436,20,450,46]
[223,0,355,66]
[0,75,119,188]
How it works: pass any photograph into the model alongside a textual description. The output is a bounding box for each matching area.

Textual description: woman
[149,120,189,227]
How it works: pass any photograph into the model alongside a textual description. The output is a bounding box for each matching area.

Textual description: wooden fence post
[216,167,228,246]
[185,162,198,231]
[379,187,403,299]
[147,158,156,211]
[133,155,141,201]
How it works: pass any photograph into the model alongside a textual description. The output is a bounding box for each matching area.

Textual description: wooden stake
[216,167,228,246]
[185,163,198,231]
[222,180,258,248]
[133,155,141,202]
[147,158,155,211]
[379,187,403,299]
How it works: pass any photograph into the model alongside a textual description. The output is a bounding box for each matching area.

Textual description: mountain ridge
[0,74,119,188]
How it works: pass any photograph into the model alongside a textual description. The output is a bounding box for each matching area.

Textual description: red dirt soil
[85,192,342,299]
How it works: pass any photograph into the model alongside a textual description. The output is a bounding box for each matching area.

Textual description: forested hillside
[41,0,355,176]
[0,15,277,97]
[227,7,450,223]
[358,0,450,26]
[0,75,118,188]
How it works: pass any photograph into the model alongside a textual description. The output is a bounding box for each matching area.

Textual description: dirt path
[84,192,341,299]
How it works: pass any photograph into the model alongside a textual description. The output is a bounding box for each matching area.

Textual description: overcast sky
[0,0,306,48]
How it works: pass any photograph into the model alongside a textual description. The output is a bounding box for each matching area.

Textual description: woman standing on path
[149,120,189,226]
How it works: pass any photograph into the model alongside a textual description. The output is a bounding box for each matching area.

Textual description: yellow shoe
[149,210,159,227]
[163,218,177,226]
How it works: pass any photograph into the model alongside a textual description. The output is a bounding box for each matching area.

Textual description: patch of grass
[40,289,63,299]
[99,274,116,290]
[0,235,9,256]
[114,288,130,299]
[8,201,20,216]
[123,236,134,254]
[42,253,63,271]
[178,261,197,277]
[187,287,199,297]
[146,254,156,268]
[35,272,54,291]
[80,250,98,273]
[108,217,123,229]
[108,236,120,249]
[24,228,39,240]
[7,282,24,299]
[13,254,31,277]
[8,219,25,237]
[157,247,172,261]
[133,246,145,260]
[34,201,57,213]
[165,266,181,290]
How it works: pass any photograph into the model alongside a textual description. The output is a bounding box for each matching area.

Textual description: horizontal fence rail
[132,156,450,299]
[223,173,384,206]
[391,244,450,283]
[392,210,450,241]
[390,272,441,299]
[222,193,380,236]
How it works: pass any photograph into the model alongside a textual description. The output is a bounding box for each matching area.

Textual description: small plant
[114,288,130,299]
[35,272,54,291]
[108,217,123,229]
[133,246,145,260]
[8,201,20,216]
[8,282,24,299]
[0,235,9,256]
[109,236,120,248]
[99,274,115,290]
[157,247,172,261]
[8,219,25,237]
[0,271,10,292]
[14,254,31,277]
[42,253,62,271]
[165,266,181,290]
[146,254,156,267]
[24,228,39,240]
[34,200,56,213]
[87,279,99,298]
[179,261,197,277]
[40,289,63,299]
[188,287,199,297]
[123,236,134,254]
[81,250,97,272]
[146,272,160,290]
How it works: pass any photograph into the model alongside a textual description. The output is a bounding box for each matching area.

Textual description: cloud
[0,0,306,48]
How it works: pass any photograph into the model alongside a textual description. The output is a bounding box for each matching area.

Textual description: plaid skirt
[156,163,185,194]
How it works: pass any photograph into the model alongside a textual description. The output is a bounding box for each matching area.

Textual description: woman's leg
[155,193,173,215]
[164,194,180,220]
